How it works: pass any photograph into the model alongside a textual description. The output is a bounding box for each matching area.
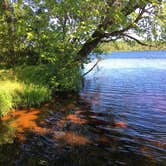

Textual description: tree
[0,0,165,90]
[85,0,165,59]
[0,0,15,64]
[0,0,165,64]
[46,0,166,61]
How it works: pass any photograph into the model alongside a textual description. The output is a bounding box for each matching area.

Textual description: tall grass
[0,64,81,117]
[21,84,51,107]
[0,81,22,116]
[0,91,13,116]
[0,80,51,117]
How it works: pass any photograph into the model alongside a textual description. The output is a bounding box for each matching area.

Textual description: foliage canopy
[0,0,165,89]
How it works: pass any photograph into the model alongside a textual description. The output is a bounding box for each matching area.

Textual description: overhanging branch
[103,6,146,38]
[82,59,100,77]
[122,34,151,46]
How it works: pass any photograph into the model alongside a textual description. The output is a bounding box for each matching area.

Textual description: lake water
[0,51,166,165]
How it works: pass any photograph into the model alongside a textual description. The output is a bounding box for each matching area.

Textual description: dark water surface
[0,51,166,166]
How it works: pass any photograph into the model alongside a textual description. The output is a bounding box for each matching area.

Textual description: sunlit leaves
[0,0,165,65]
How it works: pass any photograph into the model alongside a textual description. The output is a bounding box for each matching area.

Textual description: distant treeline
[96,41,166,53]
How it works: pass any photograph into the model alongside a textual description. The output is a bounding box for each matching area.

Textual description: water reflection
[0,51,166,165]
[54,131,91,145]
[0,93,165,165]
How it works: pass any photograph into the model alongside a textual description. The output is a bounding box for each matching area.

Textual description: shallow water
[0,51,166,166]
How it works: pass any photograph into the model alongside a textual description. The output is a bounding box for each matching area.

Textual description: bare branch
[122,34,151,46]
[82,59,100,77]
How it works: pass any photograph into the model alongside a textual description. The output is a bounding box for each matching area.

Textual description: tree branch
[77,2,149,61]
[122,34,151,46]
[103,6,146,38]
[82,59,100,77]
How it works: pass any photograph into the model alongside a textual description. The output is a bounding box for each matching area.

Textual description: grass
[0,67,51,117]
[21,84,51,107]
[0,81,22,116]
[0,63,82,117]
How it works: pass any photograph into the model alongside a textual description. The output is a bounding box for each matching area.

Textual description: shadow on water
[1,51,166,165]
[0,93,165,166]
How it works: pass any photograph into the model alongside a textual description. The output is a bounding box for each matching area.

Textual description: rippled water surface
[0,51,166,166]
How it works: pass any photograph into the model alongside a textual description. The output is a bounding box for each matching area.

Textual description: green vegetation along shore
[0,64,81,116]
[0,1,165,117]
[0,64,81,117]
[0,66,50,116]
[96,41,166,53]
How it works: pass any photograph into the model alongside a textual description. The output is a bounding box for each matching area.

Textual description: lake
[0,50,166,165]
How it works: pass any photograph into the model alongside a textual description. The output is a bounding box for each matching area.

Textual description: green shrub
[14,64,82,91]
[55,64,82,91]
[0,62,82,117]
[14,64,57,87]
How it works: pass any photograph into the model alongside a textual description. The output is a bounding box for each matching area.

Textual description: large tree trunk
[78,36,102,61]
[77,1,143,61]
